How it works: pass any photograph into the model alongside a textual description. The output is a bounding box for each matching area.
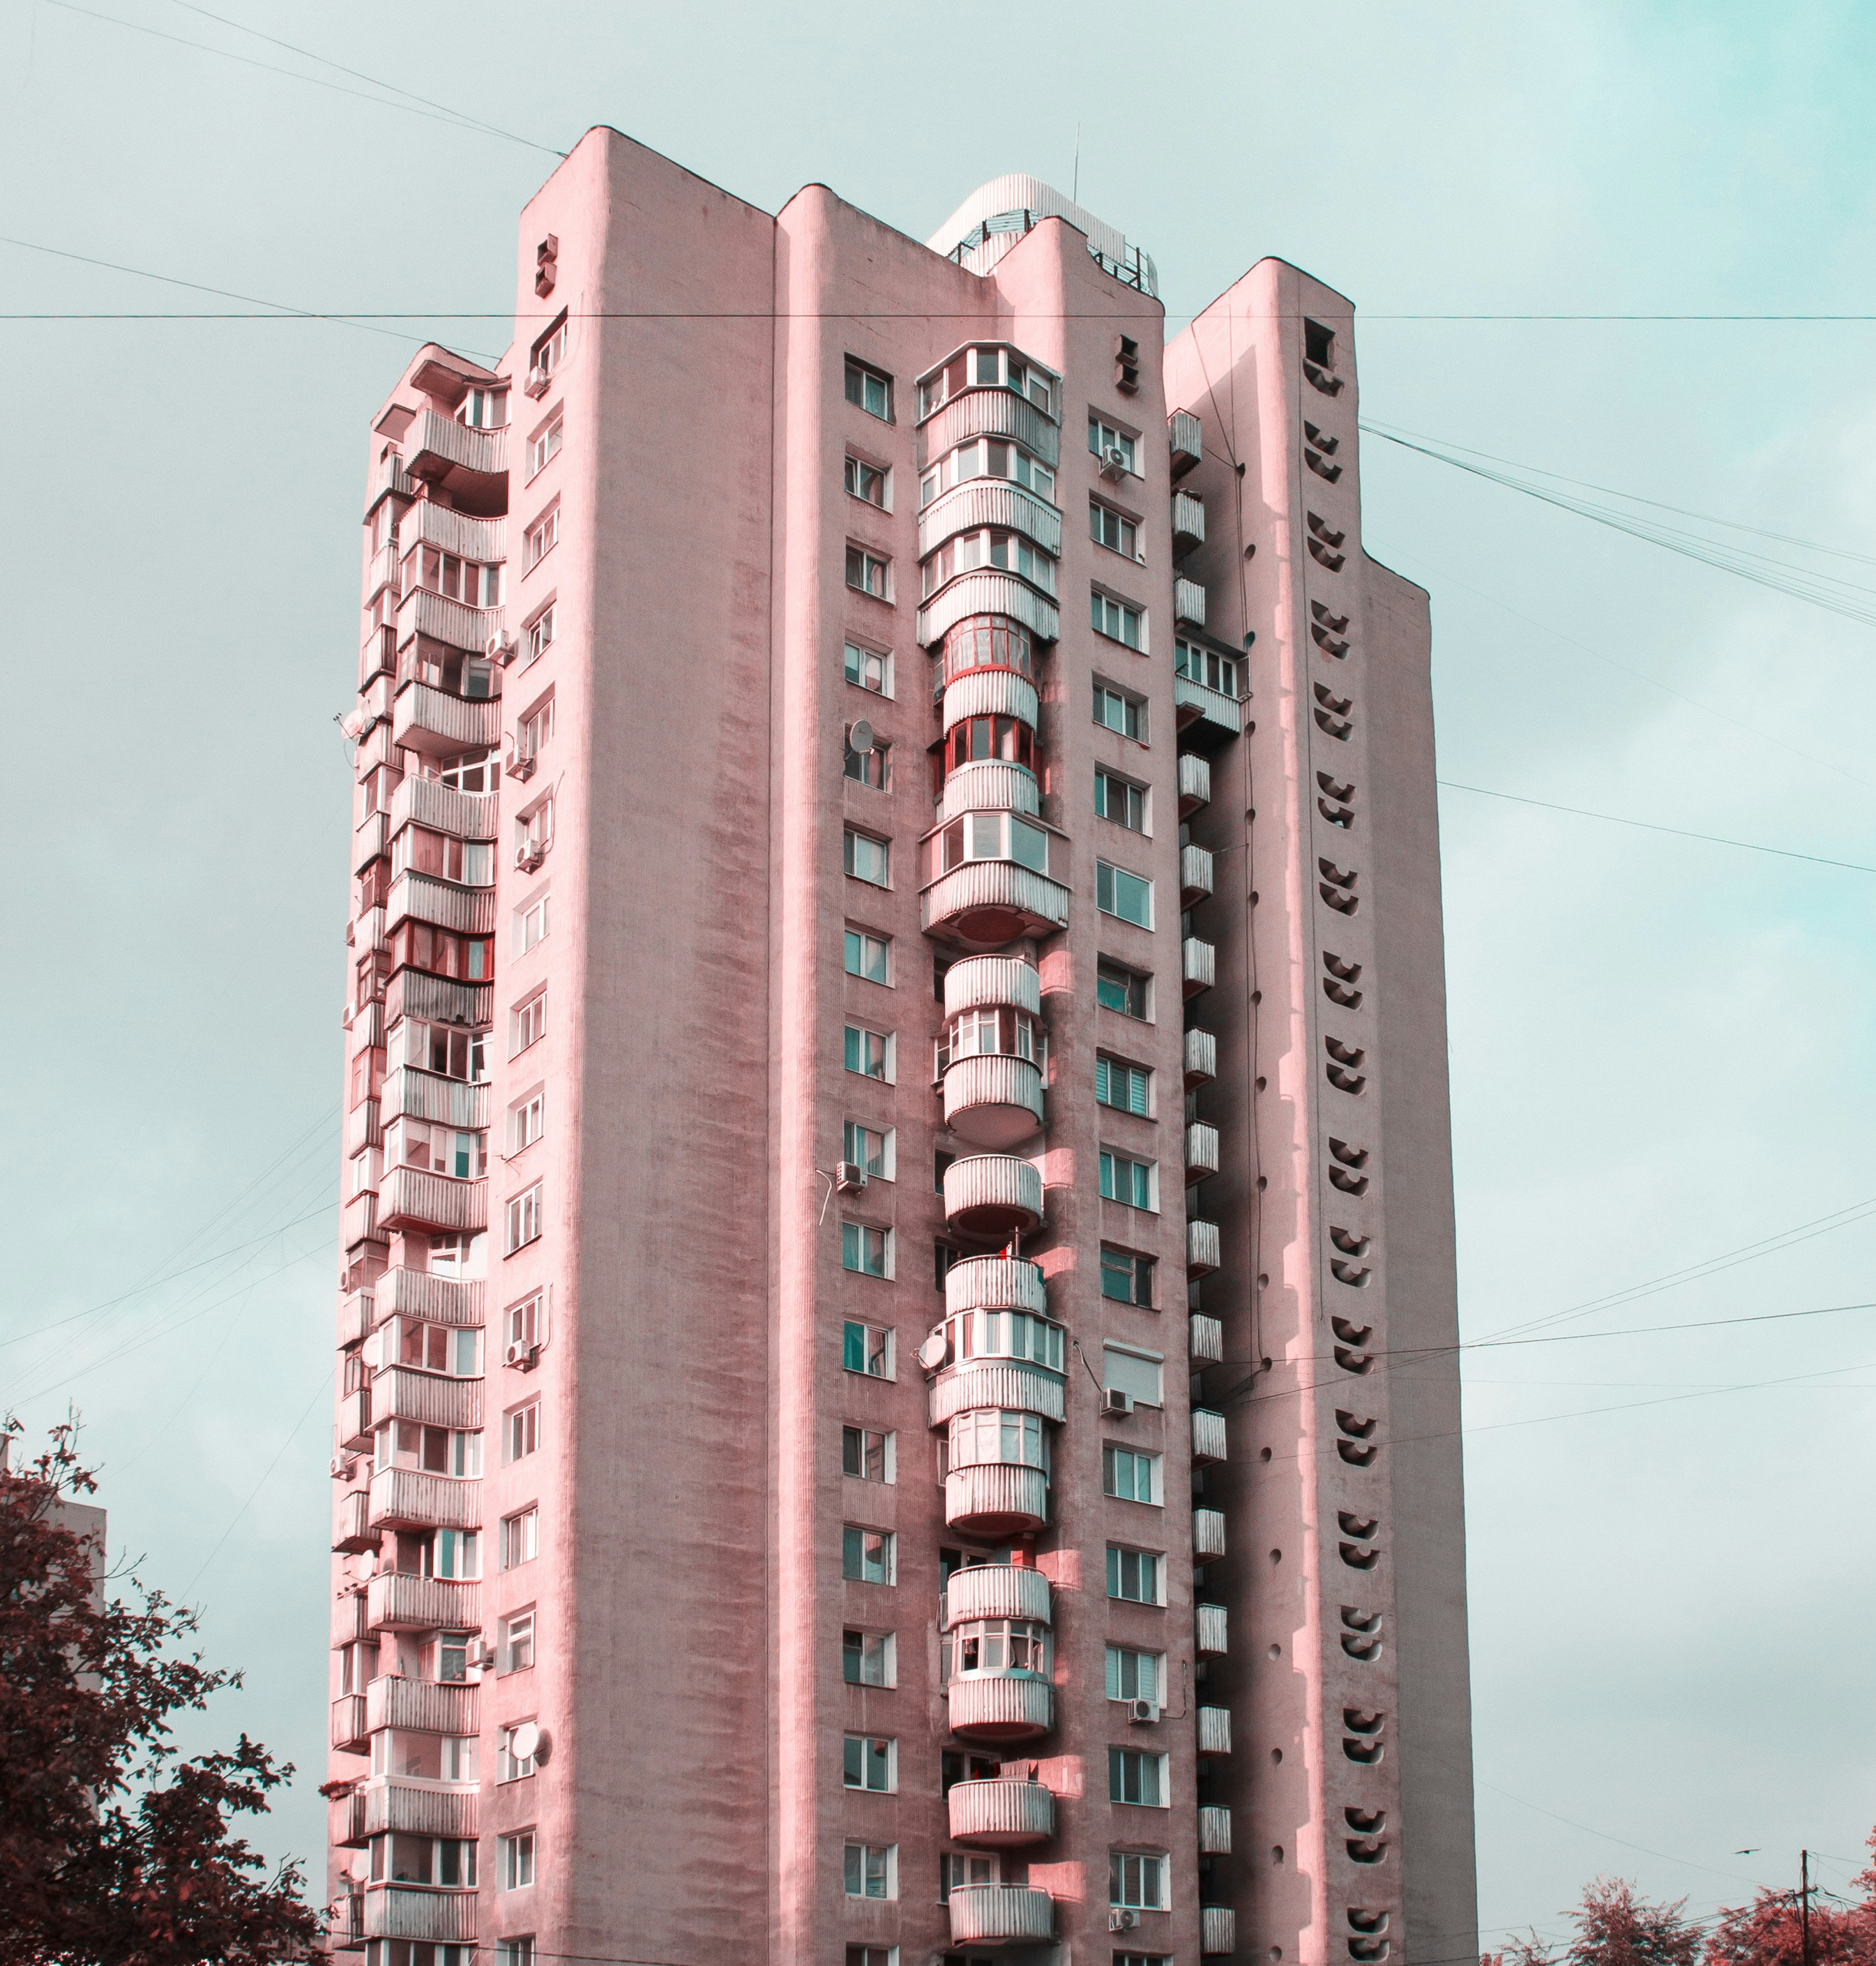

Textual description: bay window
[931,1306,1064,1373]
[922,527,1056,598]
[928,810,1053,882]
[1176,636,1243,698]
[944,713,1034,775]
[919,436,1057,506]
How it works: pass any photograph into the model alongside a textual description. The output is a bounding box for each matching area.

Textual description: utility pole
[1801,1849,1813,1966]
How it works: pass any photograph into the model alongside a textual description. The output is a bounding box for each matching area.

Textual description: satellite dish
[510,1721,543,1763]
[917,1333,948,1370]
[848,719,875,755]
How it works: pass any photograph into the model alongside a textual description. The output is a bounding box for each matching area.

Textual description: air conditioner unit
[505,1340,540,1370]
[1128,1697,1161,1725]
[506,749,538,782]
[485,632,516,665]
[1110,1909,1140,1933]
[834,1160,868,1193]
[515,842,546,872]
[524,365,550,399]
[328,1455,356,1481]
[1103,1387,1134,1416]
[1100,444,1130,480]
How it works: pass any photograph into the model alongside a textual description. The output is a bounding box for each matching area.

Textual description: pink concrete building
[323,130,1476,1966]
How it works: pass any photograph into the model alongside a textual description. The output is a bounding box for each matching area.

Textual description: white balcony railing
[946,1776,1056,1846]
[941,1562,1052,1628]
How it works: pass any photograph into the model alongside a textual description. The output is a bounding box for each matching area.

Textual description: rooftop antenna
[1072,123,1081,205]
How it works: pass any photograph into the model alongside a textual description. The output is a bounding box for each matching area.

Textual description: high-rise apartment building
[324,130,1476,1966]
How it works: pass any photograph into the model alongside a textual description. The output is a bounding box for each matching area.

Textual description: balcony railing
[1182,936,1216,995]
[916,387,1061,470]
[944,1461,1048,1536]
[943,1052,1044,1151]
[333,1488,379,1553]
[369,1366,482,1431]
[1200,1804,1233,1853]
[1181,842,1216,903]
[1202,1906,1238,1954]
[391,683,503,757]
[1196,1602,1228,1654]
[1190,1313,1223,1363]
[1184,1027,1217,1087]
[359,1776,478,1839]
[1193,1407,1228,1462]
[923,861,1069,944]
[1197,1704,1232,1755]
[946,1674,1053,1741]
[375,1267,484,1326]
[1172,489,1206,554]
[401,501,506,564]
[1186,1218,1221,1274]
[384,872,495,941]
[946,1776,1055,1846]
[330,1694,369,1753]
[404,407,507,485]
[944,954,1043,1020]
[1185,1121,1220,1182]
[332,1587,370,1647]
[367,1571,482,1634]
[377,1168,487,1236]
[395,586,502,659]
[368,1467,481,1533]
[363,1885,478,1942]
[1178,750,1211,812]
[944,1155,1044,1236]
[1174,674,1244,736]
[1169,409,1203,478]
[939,758,1041,823]
[945,1253,1047,1317]
[942,1562,1052,1628]
[942,664,1039,733]
[379,1067,488,1131]
[384,971,491,1031]
[1174,576,1207,627]
[1193,1506,1227,1557]
[365,1674,478,1737]
[931,1360,1065,1429]
[388,775,497,842]
[917,570,1061,650]
[919,478,1064,561]
[946,1882,1055,1943]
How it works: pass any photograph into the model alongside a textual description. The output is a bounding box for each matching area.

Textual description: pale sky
[6,0,1875,1941]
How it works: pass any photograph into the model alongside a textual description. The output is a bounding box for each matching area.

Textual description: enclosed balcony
[941,957,1047,1147]
[1194,1506,1227,1557]
[920,478,1063,562]
[940,613,1036,689]
[939,758,1041,823]
[391,683,502,757]
[333,1488,379,1554]
[367,1571,481,1633]
[918,574,1060,649]
[944,1562,1052,1628]
[944,1154,1043,1237]
[944,663,1039,735]
[1172,490,1206,556]
[1182,936,1216,997]
[365,1674,478,1737]
[947,1883,1055,1944]
[946,1775,1055,1847]
[368,1467,480,1534]
[1186,1122,1220,1183]
[924,856,1068,948]
[928,1282,1065,1427]
[402,407,507,501]
[1178,750,1211,813]
[1169,409,1203,479]
[1184,1027,1217,1087]
[331,1694,369,1753]
[1202,1906,1239,1954]
[359,1776,477,1839]
[946,1409,1050,1534]
[1174,577,1208,628]
[1187,1218,1222,1275]
[1181,843,1216,904]
[377,1168,486,1236]
[362,1886,477,1943]
[946,1672,1053,1744]
[916,383,1061,471]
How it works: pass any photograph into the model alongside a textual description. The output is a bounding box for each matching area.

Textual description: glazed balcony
[1184,1027,1217,1087]
[1187,1218,1222,1274]
[374,1266,483,1326]
[1190,1313,1223,1364]
[923,860,1068,947]
[388,775,497,842]
[946,1776,1056,1847]
[1194,1506,1227,1558]
[379,1068,488,1131]
[331,1694,369,1753]
[931,1359,1065,1428]
[1186,1121,1220,1183]
[939,758,1041,823]
[1197,1705,1232,1755]
[944,1054,1044,1149]
[333,1488,379,1554]
[359,1776,477,1840]
[1178,750,1211,813]
[391,683,503,757]
[943,1563,1052,1628]
[403,407,507,494]
[918,571,1060,650]
[384,873,494,942]
[944,664,1038,735]
[1200,1804,1233,1854]
[940,614,1036,688]
[367,1571,481,1634]
[1182,936,1216,996]
[946,1882,1055,1944]
[363,1886,477,1943]
[365,1674,478,1737]
[369,1366,482,1432]
[1180,843,1216,904]
[919,478,1064,561]
[401,501,506,566]
[944,1155,1043,1237]
[367,1467,481,1534]
[1169,409,1203,479]
[1202,1907,1239,1954]
[1172,489,1206,556]
[1174,577,1207,628]
[1174,673,1245,736]
[395,586,502,660]
[377,1168,486,1236]
[916,386,1061,471]
[946,1461,1048,1536]
[946,1674,1053,1743]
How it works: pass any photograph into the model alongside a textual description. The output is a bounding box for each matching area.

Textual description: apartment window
[526,420,561,480]
[504,1402,540,1465]
[1093,682,1143,740]
[1175,636,1242,700]
[414,1024,486,1082]
[515,892,550,955]
[1103,1345,1165,1407]
[522,605,557,665]
[439,748,499,794]
[1100,1245,1155,1308]
[522,504,559,570]
[844,828,891,887]
[1103,1444,1164,1504]
[500,1508,539,1570]
[1096,1054,1151,1116]
[510,1091,545,1154]
[386,1118,484,1180]
[845,544,891,600]
[1109,1746,1169,1805]
[530,312,567,382]
[1096,861,1153,930]
[928,810,1053,882]
[394,1320,480,1376]
[842,1525,895,1585]
[1092,590,1145,649]
[1097,960,1149,1019]
[921,434,1056,506]
[932,1151,955,1193]
[497,1831,536,1891]
[842,1426,895,1482]
[1094,769,1147,833]
[842,1222,891,1278]
[845,358,893,421]
[497,1721,538,1782]
[512,992,547,1056]
[847,1951,895,1966]
[380,1421,481,1478]
[845,455,888,507]
[391,827,493,886]
[503,1609,536,1672]
[845,640,893,696]
[505,1184,543,1254]
[496,1944,535,1966]
[922,527,1057,599]
[506,1293,543,1354]
[845,736,891,791]
[1091,499,1139,558]
[462,385,508,429]
[941,1853,1002,1900]
[845,929,891,984]
[1110,1851,1167,1911]
[842,1121,895,1181]
[843,1024,894,1081]
[843,1733,895,1792]
[1100,1149,1155,1210]
[1089,417,1139,474]
[517,697,554,766]
[1105,1644,1163,1703]
[843,1841,896,1900]
[934,1241,962,1289]
[842,1628,895,1686]
[843,1320,893,1377]
[428,1232,474,1274]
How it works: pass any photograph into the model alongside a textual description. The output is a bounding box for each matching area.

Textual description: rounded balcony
[946,1253,1047,1317]
[944,1054,1044,1148]
[946,1461,1048,1536]
[944,1154,1043,1237]
[944,1562,1051,1627]
[941,614,1036,689]
[946,1674,1053,1743]
[946,1777,1057,1848]
[944,665,1038,736]
[947,1883,1056,1944]
[920,480,1063,563]
[930,1359,1064,1428]
[917,575,1059,653]
[946,954,1042,1020]
[923,859,1068,948]
[940,757,1041,822]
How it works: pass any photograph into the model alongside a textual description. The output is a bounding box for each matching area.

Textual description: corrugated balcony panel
[944,1154,1044,1235]
[404,407,506,483]
[917,571,1060,649]
[334,1891,365,1953]
[1196,1602,1229,1654]
[1190,1313,1223,1364]
[1183,1027,1217,1087]
[942,1564,1052,1628]
[1182,936,1216,995]
[331,1694,369,1752]
[359,1776,478,1839]
[918,478,1064,559]
[332,1587,371,1648]
[946,1674,1054,1742]
[944,955,1044,1020]
[368,1467,481,1533]
[1174,577,1208,626]
[380,1066,489,1129]
[377,1168,487,1235]
[923,862,1070,942]
[384,972,491,1029]
[944,1462,1048,1534]
[363,1886,477,1942]
[395,586,503,658]
[384,872,494,939]
[930,1361,1064,1428]
[355,812,389,875]
[355,718,393,774]
[351,1001,386,1050]
[390,776,498,842]
[1174,675,1244,735]
[1192,1407,1228,1462]
[333,1488,379,1553]
[331,1786,369,1848]
[367,1571,483,1633]
[346,1098,381,1156]
[946,1776,1056,1847]
[1181,842,1216,902]
[1202,1906,1238,1954]
[1172,489,1206,552]
[1197,1705,1232,1755]
[365,540,401,604]
[941,665,1040,733]
[945,1255,1047,1317]
[944,1053,1045,1150]
[1193,1506,1227,1558]
[336,1290,375,1348]
[916,388,1061,470]
[391,685,503,757]
[376,1269,484,1327]
[946,1883,1055,1943]
[1169,409,1203,477]
[361,624,397,688]
[370,1366,483,1430]
[354,908,387,955]
[1185,1121,1220,1182]
[365,1674,478,1737]
[939,758,1041,822]
[1200,1804,1233,1854]
[338,1391,374,1454]
[402,501,506,565]
[1186,1218,1221,1274]
[340,1193,380,1254]
[1178,750,1211,812]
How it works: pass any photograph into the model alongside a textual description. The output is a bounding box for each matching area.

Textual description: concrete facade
[323,128,1476,1966]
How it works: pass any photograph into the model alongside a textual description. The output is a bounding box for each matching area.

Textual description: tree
[1704,1835,1876,1966]
[0,1416,322,1966]
[1565,1877,1704,1966]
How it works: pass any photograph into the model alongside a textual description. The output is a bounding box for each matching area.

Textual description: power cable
[183,1363,335,1594]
